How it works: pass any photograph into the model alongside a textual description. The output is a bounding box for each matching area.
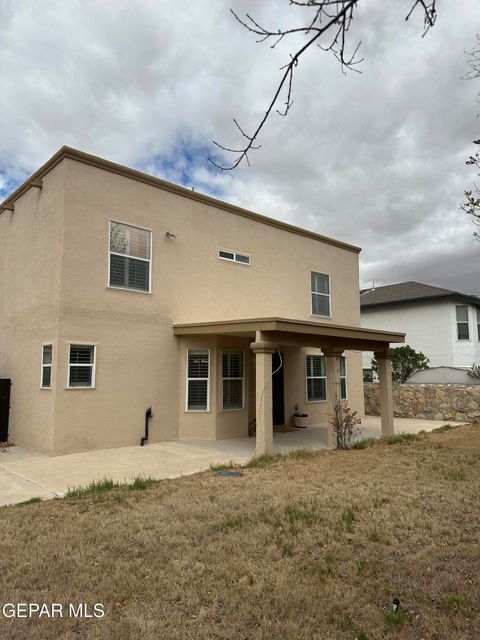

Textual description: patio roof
[173,317,404,352]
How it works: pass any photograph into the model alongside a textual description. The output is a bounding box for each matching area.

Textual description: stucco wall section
[59,159,361,326]
[364,382,480,423]
[0,163,65,453]
[284,349,364,426]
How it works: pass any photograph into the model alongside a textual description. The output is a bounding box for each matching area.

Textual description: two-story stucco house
[0,147,403,456]
[361,281,480,376]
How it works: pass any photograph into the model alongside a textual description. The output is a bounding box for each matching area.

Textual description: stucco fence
[364,382,480,424]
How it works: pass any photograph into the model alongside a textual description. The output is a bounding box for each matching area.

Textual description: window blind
[222,351,244,410]
[311,272,330,316]
[340,356,347,400]
[109,221,151,291]
[187,350,209,411]
[68,345,95,388]
[306,355,326,401]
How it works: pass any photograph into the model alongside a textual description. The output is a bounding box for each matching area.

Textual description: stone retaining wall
[364,382,480,424]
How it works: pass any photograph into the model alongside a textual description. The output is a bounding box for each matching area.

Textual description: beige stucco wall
[283,348,364,427]
[178,336,252,442]
[1,156,365,454]
[0,163,65,453]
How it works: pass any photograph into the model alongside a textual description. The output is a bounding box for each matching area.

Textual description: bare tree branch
[462,36,480,241]
[462,139,480,243]
[463,33,480,82]
[210,1,437,171]
[405,0,437,37]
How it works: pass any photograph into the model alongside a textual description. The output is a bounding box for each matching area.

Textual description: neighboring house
[0,147,403,456]
[360,281,480,376]
[407,366,480,385]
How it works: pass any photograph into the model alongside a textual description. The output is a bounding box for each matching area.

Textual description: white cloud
[1,0,480,292]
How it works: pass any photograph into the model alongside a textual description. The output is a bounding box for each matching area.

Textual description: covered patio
[174,317,405,455]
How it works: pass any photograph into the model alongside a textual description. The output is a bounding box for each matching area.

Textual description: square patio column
[374,349,394,437]
[250,338,276,456]
[323,348,344,449]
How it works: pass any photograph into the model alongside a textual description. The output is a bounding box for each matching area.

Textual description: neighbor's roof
[0,146,361,254]
[360,281,480,309]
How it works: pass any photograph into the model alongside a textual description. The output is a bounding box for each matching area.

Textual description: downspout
[140,406,153,446]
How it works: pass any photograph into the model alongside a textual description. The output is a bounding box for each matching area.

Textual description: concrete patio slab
[0,416,461,507]
[0,429,329,507]
[0,468,57,505]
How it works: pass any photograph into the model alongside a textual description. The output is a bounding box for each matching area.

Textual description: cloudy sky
[1,0,480,293]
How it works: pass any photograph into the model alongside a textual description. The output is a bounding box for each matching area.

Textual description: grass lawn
[1,426,479,639]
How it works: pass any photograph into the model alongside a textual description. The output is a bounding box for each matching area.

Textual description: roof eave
[361,293,480,310]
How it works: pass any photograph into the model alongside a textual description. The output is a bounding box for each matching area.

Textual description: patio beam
[374,349,394,437]
[260,330,388,353]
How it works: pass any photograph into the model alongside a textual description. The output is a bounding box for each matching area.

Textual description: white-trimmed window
[41,344,53,389]
[340,356,347,400]
[456,305,469,340]
[186,349,209,411]
[68,345,96,388]
[109,221,151,292]
[218,249,251,265]
[222,350,244,410]
[306,355,326,402]
[477,307,480,341]
[311,272,330,316]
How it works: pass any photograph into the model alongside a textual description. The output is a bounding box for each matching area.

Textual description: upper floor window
[477,308,480,341]
[40,344,53,389]
[456,305,469,340]
[222,350,244,410]
[218,249,251,265]
[109,221,151,292]
[306,355,326,402]
[311,272,330,317]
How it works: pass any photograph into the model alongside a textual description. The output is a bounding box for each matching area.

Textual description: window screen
[222,351,244,410]
[306,355,326,401]
[218,249,251,265]
[187,350,209,411]
[340,356,347,400]
[109,221,151,291]
[68,345,95,388]
[456,305,469,340]
[311,272,330,316]
[41,344,53,388]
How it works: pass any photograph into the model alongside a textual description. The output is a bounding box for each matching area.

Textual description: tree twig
[211,0,437,170]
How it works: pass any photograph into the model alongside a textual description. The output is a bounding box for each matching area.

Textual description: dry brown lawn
[1,426,480,640]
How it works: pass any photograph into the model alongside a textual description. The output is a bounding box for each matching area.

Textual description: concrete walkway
[0,416,458,507]
[359,415,463,438]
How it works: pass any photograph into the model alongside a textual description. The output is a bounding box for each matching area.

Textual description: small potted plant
[293,403,309,428]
